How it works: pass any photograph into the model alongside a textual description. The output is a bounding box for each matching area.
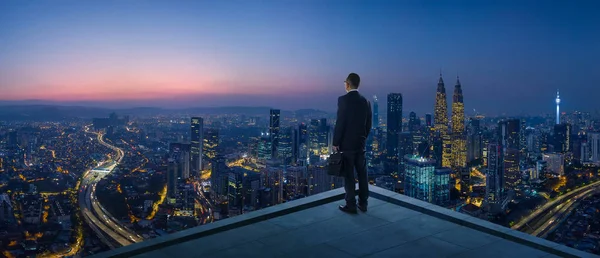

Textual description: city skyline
[1,1,599,115]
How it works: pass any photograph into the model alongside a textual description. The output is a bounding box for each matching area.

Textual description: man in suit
[333,73,372,213]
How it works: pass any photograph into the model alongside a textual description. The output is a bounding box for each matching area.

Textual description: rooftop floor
[93,186,596,258]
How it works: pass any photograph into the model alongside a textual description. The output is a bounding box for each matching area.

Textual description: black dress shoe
[358,203,367,212]
[339,205,357,214]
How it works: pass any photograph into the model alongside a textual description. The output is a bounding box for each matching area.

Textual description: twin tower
[433,73,467,178]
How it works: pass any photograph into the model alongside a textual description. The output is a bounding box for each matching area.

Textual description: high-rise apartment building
[434,74,451,168]
[191,117,204,176]
[386,93,403,176]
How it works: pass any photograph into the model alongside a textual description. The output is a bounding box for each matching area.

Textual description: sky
[0,0,599,115]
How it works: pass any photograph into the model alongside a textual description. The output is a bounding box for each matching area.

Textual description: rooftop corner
[91,186,595,258]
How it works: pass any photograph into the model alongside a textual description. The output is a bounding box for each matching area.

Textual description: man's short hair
[347,73,360,89]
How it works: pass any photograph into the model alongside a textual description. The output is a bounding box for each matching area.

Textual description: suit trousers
[343,151,369,207]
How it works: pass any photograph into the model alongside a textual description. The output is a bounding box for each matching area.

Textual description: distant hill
[0,103,331,121]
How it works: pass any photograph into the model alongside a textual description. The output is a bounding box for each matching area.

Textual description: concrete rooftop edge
[91,186,595,258]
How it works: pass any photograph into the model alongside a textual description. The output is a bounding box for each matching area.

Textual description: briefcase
[327,152,344,177]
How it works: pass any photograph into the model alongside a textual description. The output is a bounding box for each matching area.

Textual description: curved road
[529,188,598,237]
[78,127,143,248]
[92,132,143,242]
[79,171,132,246]
[513,180,600,230]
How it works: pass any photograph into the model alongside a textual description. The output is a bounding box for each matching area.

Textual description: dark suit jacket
[333,90,372,152]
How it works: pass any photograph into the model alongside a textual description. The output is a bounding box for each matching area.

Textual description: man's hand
[333,146,340,153]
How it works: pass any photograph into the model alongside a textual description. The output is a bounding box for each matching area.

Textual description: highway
[77,126,143,248]
[91,132,143,242]
[88,180,143,243]
[526,187,597,237]
[195,182,214,224]
[512,180,600,230]
[78,171,132,247]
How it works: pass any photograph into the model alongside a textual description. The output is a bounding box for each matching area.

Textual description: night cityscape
[1,1,599,258]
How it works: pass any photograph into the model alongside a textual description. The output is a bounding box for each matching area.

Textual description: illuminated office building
[451,77,467,180]
[278,127,294,165]
[203,128,219,163]
[398,131,414,180]
[258,132,272,161]
[590,132,600,163]
[269,109,280,159]
[409,112,420,132]
[486,143,507,215]
[403,156,448,205]
[433,74,451,168]
[554,123,571,153]
[467,118,482,162]
[499,119,521,191]
[372,95,379,128]
[386,93,403,176]
[404,156,435,202]
[433,168,451,206]
[191,117,204,175]
[167,158,180,199]
[169,142,191,180]
[543,153,565,176]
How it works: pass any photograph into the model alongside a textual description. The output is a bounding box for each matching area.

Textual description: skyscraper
[486,143,506,215]
[167,158,180,199]
[258,132,272,161]
[372,95,379,128]
[425,114,432,127]
[434,74,451,168]
[588,132,600,163]
[191,117,204,176]
[269,109,280,159]
[519,119,527,169]
[211,155,230,197]
[554,123,571,153]
[169,142,191,180]
[203,128,219,163]
[499,119,521,191]
[398,131,414,179]
[279,127,294,165]
[451,77,467,178]
[555,90,561,125]
[408,112,420,132]
[386,93,403,176]
[467,118,482,162]
[403,156,438,204]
